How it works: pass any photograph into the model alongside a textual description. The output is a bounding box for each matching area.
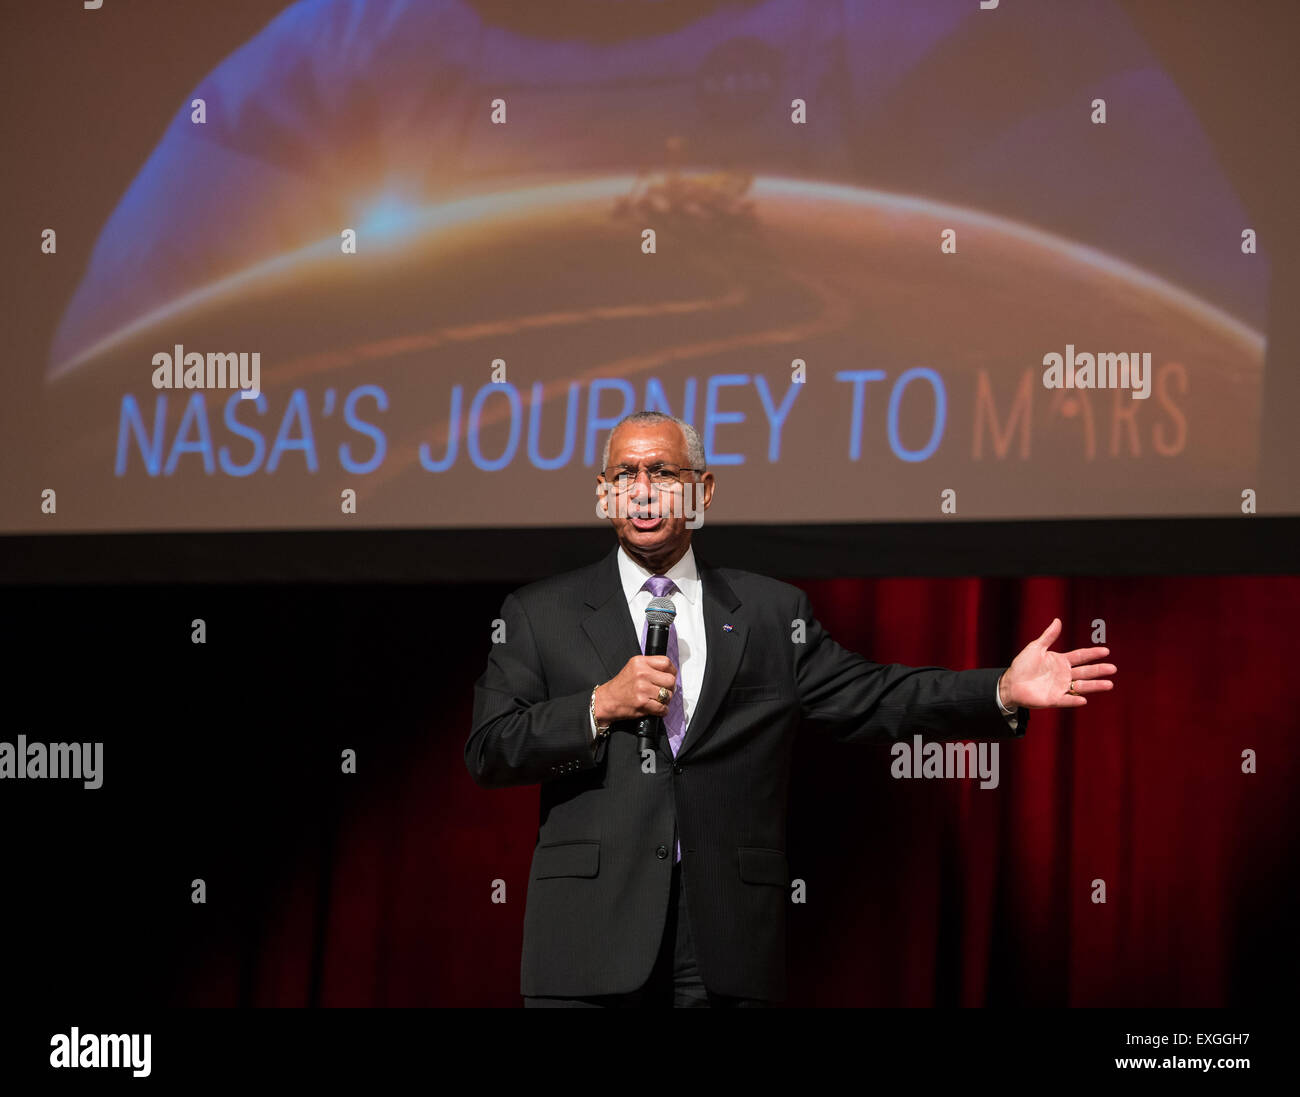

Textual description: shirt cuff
[996,675,1020,732]
[995,674,1015,715]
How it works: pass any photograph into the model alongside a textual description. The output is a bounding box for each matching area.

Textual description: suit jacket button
[672,763,682,775]
[655,845,668,859]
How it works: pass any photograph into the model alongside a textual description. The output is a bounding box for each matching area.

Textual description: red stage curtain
[179,574,1299,1007]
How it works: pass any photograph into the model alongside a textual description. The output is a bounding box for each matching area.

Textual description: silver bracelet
[590,685,611,738]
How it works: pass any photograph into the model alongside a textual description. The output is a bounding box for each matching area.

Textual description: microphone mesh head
[645,596,677,626]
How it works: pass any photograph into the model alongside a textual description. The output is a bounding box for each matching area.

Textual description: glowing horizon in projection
[46,174,1266,384]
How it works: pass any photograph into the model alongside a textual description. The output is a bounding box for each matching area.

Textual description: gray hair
[601,411,707,473]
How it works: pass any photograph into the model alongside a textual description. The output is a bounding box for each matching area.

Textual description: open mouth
[630,514,664,530]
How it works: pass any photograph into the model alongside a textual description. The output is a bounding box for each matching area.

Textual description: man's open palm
[1001,618,1116,709]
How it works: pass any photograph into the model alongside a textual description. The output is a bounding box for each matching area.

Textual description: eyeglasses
[602,463,704,492]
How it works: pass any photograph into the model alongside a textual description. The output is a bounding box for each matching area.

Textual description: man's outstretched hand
[999,618,1116,709]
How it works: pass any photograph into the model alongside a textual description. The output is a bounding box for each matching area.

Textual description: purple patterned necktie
[640,576,685,863]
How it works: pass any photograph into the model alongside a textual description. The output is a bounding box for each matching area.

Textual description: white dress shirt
[589,544,1019,741]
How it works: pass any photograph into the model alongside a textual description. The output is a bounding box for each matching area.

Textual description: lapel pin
[722,623,734,632]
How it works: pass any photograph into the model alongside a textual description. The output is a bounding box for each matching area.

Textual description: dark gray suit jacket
[466,543,1029,1001]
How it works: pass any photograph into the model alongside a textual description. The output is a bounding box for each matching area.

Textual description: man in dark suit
[466,411,1116,1007]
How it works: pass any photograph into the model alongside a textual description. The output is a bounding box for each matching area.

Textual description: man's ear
[700,473,716,509]
[683,475,714,524]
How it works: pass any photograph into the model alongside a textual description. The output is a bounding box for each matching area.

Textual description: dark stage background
[6,566,1296,1007]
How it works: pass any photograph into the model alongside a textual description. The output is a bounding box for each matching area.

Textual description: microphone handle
[637,622,671,758]
[636,718,662,761]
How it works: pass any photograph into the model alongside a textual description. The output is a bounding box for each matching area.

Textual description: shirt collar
[617,543,700,606]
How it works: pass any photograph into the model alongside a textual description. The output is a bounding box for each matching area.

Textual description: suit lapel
[678,552,745,761]
[580,544,641,682]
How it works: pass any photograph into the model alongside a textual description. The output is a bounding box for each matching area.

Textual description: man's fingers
[1071,663,1117,680]
[1066,679,1113,694]
[641,670,676,702]
[1036,617,1062,646]
[1064,646,1109,666]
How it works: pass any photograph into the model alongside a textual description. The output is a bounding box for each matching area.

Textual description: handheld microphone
[637,596,677,759]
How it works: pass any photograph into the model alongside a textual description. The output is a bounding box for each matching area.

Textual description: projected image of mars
[27,0,1270,532]
[39,167,1263,530]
